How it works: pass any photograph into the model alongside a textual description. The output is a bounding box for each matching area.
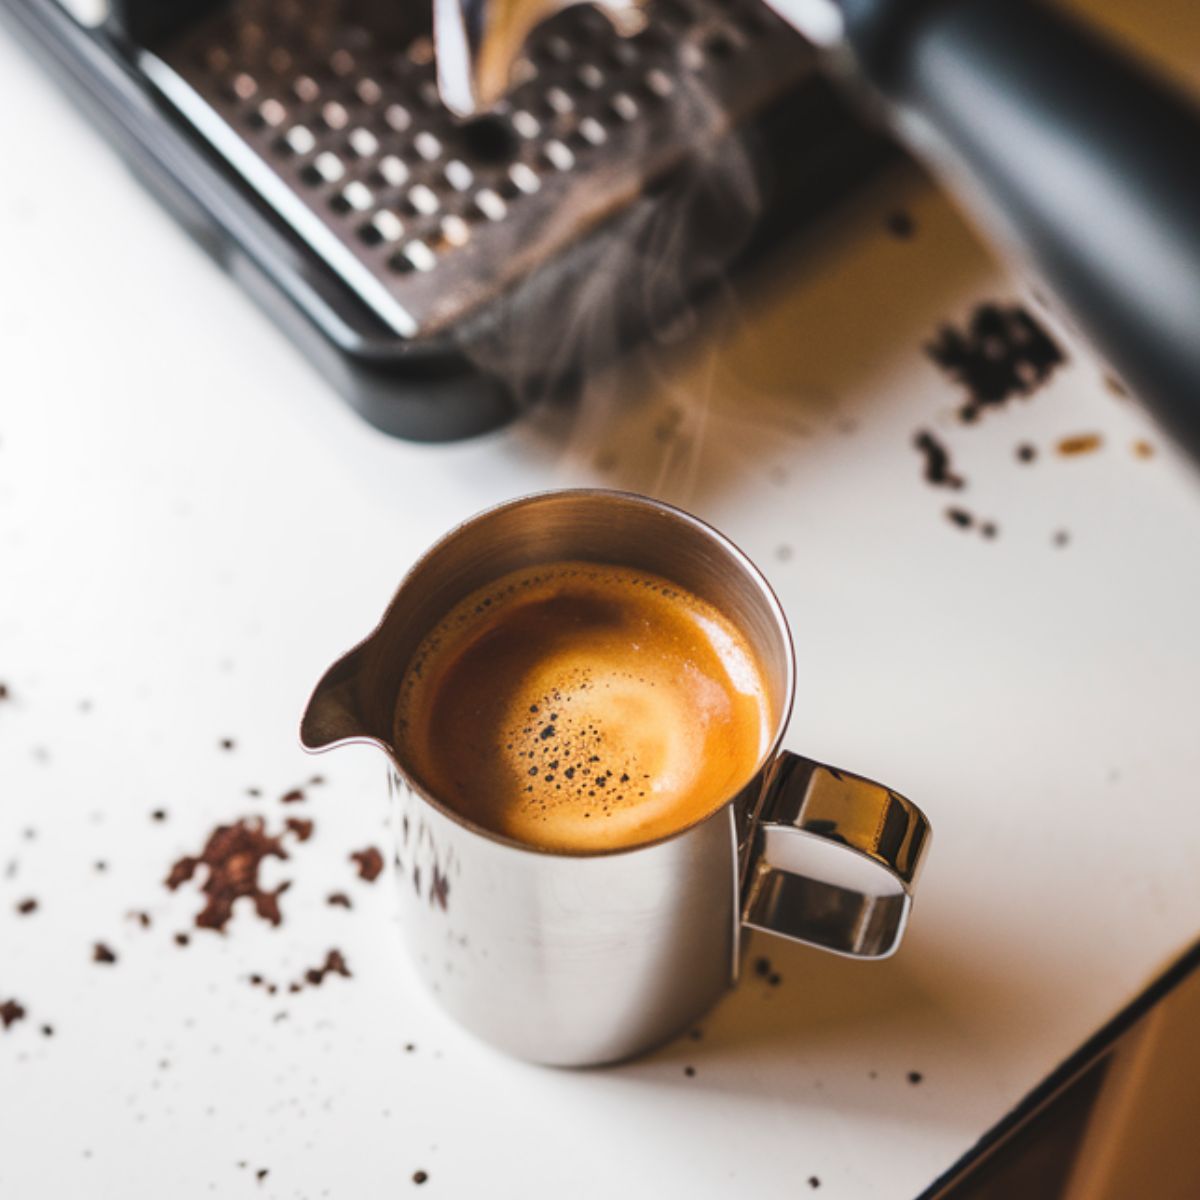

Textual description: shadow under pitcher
[301,490,932,1066]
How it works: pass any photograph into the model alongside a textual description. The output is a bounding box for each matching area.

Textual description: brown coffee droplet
[1056,433,1103,457]
[350,847,384,882]
[0,999,26,1029]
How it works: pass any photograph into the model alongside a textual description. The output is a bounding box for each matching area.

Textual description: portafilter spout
[434,0,647,118]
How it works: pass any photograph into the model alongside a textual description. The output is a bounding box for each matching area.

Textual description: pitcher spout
[300,639,390,754]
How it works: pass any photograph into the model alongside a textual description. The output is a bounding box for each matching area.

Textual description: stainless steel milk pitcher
[301,490,931,1065]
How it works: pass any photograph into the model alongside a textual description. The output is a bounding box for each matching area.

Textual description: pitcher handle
[741,754,932,959]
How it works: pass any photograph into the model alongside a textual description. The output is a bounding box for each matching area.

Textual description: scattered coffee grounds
[220,738,235,751]
[405,1043,416,1053]
[350,847,384,883]
[684,1065,696,1077]
[308,774,326,786]
[927,303,1066,422]
[248,973,278,995]
[165,817,296,932]
[256,1168,268,1183]
[1133,440,1155,459]
[15,897,37,915]
[885,210,915,239]
[150,809,167,822]
[767,972,782,987]
[0,999,26,1029]
[326,892,352,909]
[980,522,998,540]
[753,956,772,978]
[1057,433,1103,457]
[302,949,351,988]
[808,1177,821,1189]
[280,788,305,804]
[246,788,262,798]
[128,910,151,928]
[907,1071,924,1085]
[412,1171,429,1185]
[92,942,117,964]
[94,861,107,873]
[1016,443,1037,463]
[174,933,190,947]
[946,507,973,530]
[284,817,314,843]
[41,1024,53,1037]
[1053,530,1071,548]
[0,683,9,701]
[913,431,965,489]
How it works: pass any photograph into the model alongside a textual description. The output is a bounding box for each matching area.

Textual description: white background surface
[3,12,1200,1199]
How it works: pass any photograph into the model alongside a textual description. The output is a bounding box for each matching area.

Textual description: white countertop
[3,21,1200,1200]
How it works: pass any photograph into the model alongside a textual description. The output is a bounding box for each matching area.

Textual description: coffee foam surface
[394,562,772,852]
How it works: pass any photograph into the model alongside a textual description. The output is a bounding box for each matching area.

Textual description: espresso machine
[4,0,1200,455]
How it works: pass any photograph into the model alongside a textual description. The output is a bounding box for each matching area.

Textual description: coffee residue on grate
[165,816,310,932]
[913,431,965,489]
[1,999,26,1029]
[350,847,384,883]
[927,303,1066,423]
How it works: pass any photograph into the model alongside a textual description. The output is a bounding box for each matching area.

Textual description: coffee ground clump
[350,847,384,882]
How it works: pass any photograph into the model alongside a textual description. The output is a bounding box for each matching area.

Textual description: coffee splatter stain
[908,1070,924,1085]
[808,1177,821,1189]
[92,942,117,964]
[15,897,37,915]
[351,847,384,883]
[327,892,352,909]
[165,817,300,932]
[284,817,314,843]
[412,1171,429,1185]
[1132,440,1155,459]
[927,304,1066,422]
[946,507,974,530]
[1016,443,1037,463]
[429,864,450,912]
[1057,433,1103,457]
[280,788,305,804]
[0,999,26,1029]
[913,430,965,489]
[886,210,915,239]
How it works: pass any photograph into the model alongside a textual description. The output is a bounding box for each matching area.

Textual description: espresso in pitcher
[394,561,773,852]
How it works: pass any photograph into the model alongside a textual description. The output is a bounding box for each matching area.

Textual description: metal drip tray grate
[141,0,811,339]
